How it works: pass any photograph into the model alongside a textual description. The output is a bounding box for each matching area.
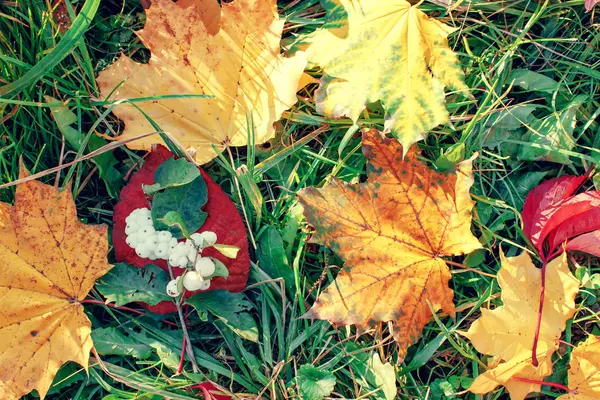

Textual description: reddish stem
[177,306,190,374]
[177,335,187,374]
[511,376,570,392]
[532,260,547,367]
[199,386,213,400]
[81,299,178,327]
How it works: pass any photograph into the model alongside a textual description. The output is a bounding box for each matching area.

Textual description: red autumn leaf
[586,0,600,12]
[521,175,585,255]
[565,230,600,257]
[113,145,250,314]
[522,173,600,261]
[547,194,600,252]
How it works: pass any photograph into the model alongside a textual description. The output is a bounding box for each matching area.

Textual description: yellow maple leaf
[462,252,579,400]
[297,128,481,358]
[557,335,600,400]
[305,0,469,153]
[97,0,307,164]
[0,170,112,399]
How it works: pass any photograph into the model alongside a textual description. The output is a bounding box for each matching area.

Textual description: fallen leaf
[0,169,112,399]
[557,335,600,400]
[585,0,600,12]
[97,0,306,164]
[298,129,481,358]
[521,175,586,257]
[112,145,250,314]
[565,231,600,257]
[462,251,579,400]
[522,174,600,261]
[305,0,469,153]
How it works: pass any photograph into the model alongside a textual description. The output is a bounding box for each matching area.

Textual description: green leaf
[435,143,465,172]
[143,157,201,195]
[256,226,296,294]
[508,69,561,93]
[429,378,457,400]
[518,95,587,164]
[463,249,487,268]
[296,365,336,400]
[206,258,230,279]
[187,290,258,343]
[47,363,85,396]
[127,330,180,370]
[91,327,153,359]
[95,263,173,307]
[45,96,123,197]
[152,175,208,238]
[480,104,542,151]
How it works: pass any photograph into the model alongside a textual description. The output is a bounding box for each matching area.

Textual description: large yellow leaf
[0,171,112,399]
[305,0,469,153]
[462,252,579,400]
[557,335,600,400]
[297,129,481,358]
[97,0,307,164]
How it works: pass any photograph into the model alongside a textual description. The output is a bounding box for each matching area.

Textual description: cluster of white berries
[165,231,218,296]
[124,208,221,298]
[125,208,178,260]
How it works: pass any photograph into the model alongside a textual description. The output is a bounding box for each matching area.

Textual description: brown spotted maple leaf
[298,129,481,357]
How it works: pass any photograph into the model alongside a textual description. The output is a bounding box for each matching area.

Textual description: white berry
[195,257,216,277]
[183,271,208,291]
[125,232,141,247]
[191,231,217,248]
[157,231,172,242]
[166,277,181,297]
[155,242,170,258]
[135,245,152,259]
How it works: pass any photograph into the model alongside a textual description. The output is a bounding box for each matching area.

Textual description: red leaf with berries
[113,145,250,314]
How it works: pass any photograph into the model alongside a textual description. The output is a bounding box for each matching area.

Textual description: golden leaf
[305,0,469,153]
[97,0,307,164]
[462,252,579,400]
[297,129,481,358]
[0,170,112,399]
[557,335,600,400]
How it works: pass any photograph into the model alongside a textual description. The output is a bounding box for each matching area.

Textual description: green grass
[1,0,600,399]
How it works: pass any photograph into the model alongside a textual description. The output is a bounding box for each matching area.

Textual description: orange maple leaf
[462,252,579,400]
[0,170,112,399]
[297,129,481,357]
[96,0,307,164]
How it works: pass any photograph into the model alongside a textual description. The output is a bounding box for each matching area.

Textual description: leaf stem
[166,263,200,373]
[532,260,547,366]
[511,376,569,392]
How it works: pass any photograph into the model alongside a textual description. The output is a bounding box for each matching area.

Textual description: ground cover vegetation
[1,0,600,399]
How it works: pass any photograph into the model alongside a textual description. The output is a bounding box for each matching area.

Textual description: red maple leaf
[113,145,250,313]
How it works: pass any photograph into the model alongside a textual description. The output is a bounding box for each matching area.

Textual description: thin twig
[166,263,200,373]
